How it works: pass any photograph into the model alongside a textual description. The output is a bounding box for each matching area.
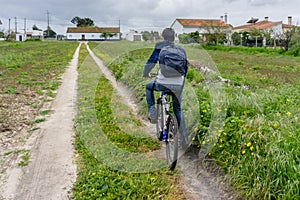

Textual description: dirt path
[0,43,80,200]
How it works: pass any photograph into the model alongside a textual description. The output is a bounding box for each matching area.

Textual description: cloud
[248,0,282,6]
[1,0,299,34]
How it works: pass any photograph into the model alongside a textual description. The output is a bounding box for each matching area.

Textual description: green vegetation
[2,149,30,167]
[90,41,300,199]
[0,41,78,94]
[201,44,300,57]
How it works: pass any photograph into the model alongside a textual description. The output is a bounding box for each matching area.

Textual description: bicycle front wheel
[166,113,179,170]
[156,98,163,141]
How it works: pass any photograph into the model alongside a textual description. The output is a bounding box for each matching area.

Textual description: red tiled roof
[175,18,231,28]
[282,24,294,29]
[233,20,282,31]
[67,27,120,33]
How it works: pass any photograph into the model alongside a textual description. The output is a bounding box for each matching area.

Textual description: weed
[18,151,30,166]
[31,118,46,124]
[39,110,52,115]
[4,87,17,94]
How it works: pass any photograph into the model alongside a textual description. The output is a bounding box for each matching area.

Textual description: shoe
[157,131,163,141]
[148,106,157,124]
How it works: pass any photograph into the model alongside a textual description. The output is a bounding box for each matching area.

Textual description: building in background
[66,27,120,41]
[171,18,232,44]
[15,30,44,41]
[124,29,143,41]
[232,16,295,47]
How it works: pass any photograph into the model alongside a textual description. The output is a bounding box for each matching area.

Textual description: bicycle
[155,90,179,170]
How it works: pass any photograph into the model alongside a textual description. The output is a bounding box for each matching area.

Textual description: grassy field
[90,40,300,199]
[0,40,78,149]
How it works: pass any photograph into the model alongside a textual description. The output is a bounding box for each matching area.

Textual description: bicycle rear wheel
[166,113,179,170]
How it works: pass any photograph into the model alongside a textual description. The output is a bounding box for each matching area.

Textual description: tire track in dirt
[0,43,80,200]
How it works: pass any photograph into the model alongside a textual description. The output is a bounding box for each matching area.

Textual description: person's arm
[143,48,160,77]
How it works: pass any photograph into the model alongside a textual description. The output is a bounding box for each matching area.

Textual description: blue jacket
[143,40,174,77]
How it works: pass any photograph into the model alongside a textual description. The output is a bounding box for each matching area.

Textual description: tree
[178,31,200,44]
[44,26,56,38]
[0,31,4,38]
[101,32,117,40]
[248,28,264,47]
[231,32,242,46]
[276,27,297,51]
[141,31,161,41]
[71,16,94,27]
[203,24,229,45]
[32,24,42,31]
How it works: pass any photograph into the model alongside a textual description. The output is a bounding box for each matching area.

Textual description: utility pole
[46,10,50,37]
[8,18,11,36]
[119,19,121,40]
[15,17,17,34]
[24,18,26,35]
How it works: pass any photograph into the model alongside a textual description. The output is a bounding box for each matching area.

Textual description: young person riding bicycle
[143,28,188,143]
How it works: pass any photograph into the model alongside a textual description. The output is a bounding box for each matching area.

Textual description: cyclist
[143,28,188,144]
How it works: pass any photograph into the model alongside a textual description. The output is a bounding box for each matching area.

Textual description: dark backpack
[158,45,187,77]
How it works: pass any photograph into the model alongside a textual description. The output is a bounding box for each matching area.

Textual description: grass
[2,149,31,167]
[74,42,185,199]
[0,41,78,94]
[90,40,300,199]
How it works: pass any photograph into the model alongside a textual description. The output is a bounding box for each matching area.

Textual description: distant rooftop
[67,27,120,33]
[174,18,231,28]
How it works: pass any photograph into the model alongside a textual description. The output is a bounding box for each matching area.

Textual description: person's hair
[162,28,175,42]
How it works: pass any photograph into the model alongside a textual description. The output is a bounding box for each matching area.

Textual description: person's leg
[146,80,155,111]
[146,80,157,122]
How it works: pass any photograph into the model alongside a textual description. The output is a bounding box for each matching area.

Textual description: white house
[233,17,283,37]
[124,29,143,41]
[66,27,120,41]
[16,30,44,41]
[232,17,296,46]
[171,18,232,41]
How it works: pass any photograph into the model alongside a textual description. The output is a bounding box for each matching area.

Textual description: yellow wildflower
[250,146,254,151]
[286,112,291,116]
[242,150,246,154]
[276,112,281,117]
[247,142,252,147]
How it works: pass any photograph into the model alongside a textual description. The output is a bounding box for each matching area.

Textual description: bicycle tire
[156,98,163,141]
[166,113,179,170]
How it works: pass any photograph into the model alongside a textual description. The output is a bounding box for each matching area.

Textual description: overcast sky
[0,0,299,34]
